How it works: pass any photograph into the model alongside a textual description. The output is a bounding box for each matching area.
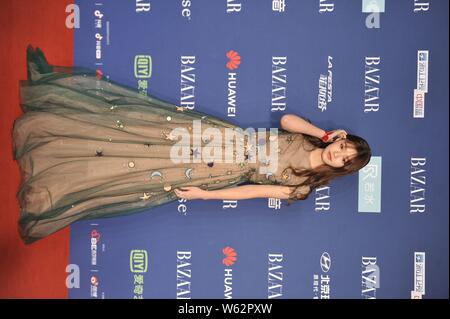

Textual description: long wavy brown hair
[281,119,372,205]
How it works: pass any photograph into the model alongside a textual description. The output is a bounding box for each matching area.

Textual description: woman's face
[322,139,358,168]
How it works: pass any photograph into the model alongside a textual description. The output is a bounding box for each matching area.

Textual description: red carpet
[0,0,72,298]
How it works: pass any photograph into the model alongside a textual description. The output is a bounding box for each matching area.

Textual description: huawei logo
[222,246,237,266]
[95,69,103,80]
[226,50,241,70]
[91,229,101,242]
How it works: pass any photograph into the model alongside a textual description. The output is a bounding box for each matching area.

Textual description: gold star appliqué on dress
[140,192,151,200]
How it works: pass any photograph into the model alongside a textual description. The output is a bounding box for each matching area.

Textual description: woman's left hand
[174,186,207,200]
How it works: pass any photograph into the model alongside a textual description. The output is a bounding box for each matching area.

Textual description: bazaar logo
[222,246,237,266]
[226,50,241,70]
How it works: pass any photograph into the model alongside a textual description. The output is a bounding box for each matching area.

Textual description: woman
[12,45,371,244]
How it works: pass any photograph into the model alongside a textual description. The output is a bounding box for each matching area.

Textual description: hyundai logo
[320,252,331,273]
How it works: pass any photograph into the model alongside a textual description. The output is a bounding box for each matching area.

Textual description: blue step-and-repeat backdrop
[67,0,448,299]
